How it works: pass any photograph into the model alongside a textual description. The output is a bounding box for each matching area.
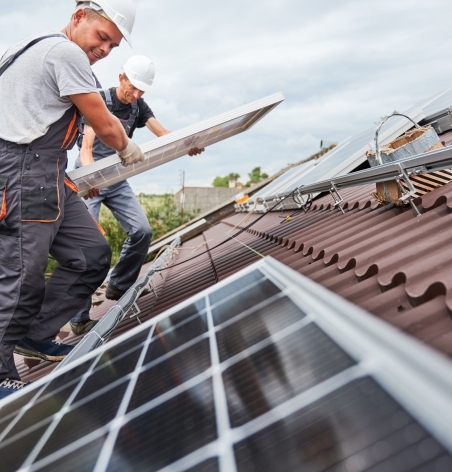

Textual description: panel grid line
[27,426,111,472]
[92,325,156,472]
[208,274,267,312]
[0,349,139,451]
[19,351,106,470]
[205,294,238,472]
[219,316,313,371]
[230,364,364,444]
[212,291,287,332]
[0,354,101,444]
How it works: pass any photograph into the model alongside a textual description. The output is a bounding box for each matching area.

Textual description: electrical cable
[278,193,313,223]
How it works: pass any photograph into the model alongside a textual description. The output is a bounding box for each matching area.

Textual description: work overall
[73,91,151,322]
[0,46,111,380]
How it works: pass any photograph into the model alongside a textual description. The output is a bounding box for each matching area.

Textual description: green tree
[101,194,199,265]
[246,167,268,187]
[212,172,240,187]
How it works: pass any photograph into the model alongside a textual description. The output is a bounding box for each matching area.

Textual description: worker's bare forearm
[79,124,95,166]
[80,148,94,166]
[146,117,171,137]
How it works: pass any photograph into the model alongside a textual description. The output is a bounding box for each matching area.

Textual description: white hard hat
[123,55,155,93]
[75,0,136,47]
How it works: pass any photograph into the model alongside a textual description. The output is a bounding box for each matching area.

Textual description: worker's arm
[145,117,171,137]
[70,93,128,151]
[146,117,205,156]
[79,124,96,167]
[71,92,144,167]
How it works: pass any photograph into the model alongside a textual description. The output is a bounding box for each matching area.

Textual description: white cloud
[2,0,452,193]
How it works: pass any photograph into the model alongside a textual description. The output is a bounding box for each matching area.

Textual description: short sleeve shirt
[81,86,155,138]
[0,32,98,144]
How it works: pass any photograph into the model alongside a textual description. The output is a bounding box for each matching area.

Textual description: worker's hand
[188,147,205,156]
[117,138,145,167]
[83,188,100,200]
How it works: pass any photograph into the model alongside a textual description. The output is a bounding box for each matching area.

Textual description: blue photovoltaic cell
[234,377,452,472]
[0,265,450,471]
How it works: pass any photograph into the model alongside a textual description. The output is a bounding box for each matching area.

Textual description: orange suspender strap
[61,110,78,149]
[0,187,6,221]
[64,176,79,194]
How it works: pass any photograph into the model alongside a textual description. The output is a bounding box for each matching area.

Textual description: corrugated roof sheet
[20,181,449,376]
[16,146,452,383]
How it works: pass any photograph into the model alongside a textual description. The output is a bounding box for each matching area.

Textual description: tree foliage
[246,167,269,187]
[100,194,199,265]
[212,172,241,188]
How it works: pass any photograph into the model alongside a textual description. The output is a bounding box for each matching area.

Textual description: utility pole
[180,170,185,226]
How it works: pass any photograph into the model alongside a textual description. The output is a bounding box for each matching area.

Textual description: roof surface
[17,174,452,384]
[14,130,452,386]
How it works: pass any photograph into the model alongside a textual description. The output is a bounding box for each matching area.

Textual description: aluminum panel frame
[68,93,284,197]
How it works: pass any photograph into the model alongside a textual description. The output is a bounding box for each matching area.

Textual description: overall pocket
[21,155,61,222]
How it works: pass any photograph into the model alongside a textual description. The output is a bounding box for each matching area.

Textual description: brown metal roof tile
[16,177,452,384]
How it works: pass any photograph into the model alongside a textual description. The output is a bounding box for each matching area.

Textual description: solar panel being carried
[0,258,451,471]
[68,93,284,198]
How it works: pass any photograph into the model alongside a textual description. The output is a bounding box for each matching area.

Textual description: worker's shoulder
[136,96,151,110]
[44,36,86,60]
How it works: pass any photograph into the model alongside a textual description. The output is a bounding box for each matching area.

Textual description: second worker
[71,55,205,335]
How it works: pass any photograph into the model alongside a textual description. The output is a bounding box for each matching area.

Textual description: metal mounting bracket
[255,197,269,213]
[91,331,105,344]
[406,165,428,177]
[329,182,345,214]
[129,302,142,324]
[148,280,157,298]
[396,163,421,217]
[294,189,311,213]
[275,194,287,211]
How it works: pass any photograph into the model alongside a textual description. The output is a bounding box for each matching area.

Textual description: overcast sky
[1,0,452,193]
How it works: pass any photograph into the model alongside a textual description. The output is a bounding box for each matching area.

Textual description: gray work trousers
[72,180,152,322]
[0,140,111,380]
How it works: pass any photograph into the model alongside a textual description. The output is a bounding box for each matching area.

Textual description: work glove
[117,138,145,167]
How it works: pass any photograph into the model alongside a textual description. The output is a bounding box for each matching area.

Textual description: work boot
[70,319,99,336]
[0,379,29,400]
[14,337,74,362]
[105,282,152,301]
[105,282,125,301]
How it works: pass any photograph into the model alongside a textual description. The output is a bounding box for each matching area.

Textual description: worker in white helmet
[0,0,143,399]
[70,55,205,335]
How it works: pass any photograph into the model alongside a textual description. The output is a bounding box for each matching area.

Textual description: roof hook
[329,181,345,214]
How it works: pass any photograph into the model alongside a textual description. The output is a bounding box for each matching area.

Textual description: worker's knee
[67,244,111,298]
[131,223,152,244]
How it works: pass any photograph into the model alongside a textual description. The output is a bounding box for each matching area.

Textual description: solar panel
[247,86,452,209]
[67,93,284,198]
[0,257,451,471]
[249,160,316,201]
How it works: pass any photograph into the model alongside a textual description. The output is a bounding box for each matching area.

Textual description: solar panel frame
[67,93,284,198]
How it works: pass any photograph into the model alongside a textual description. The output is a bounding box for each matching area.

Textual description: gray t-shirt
[0,32,98,144]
